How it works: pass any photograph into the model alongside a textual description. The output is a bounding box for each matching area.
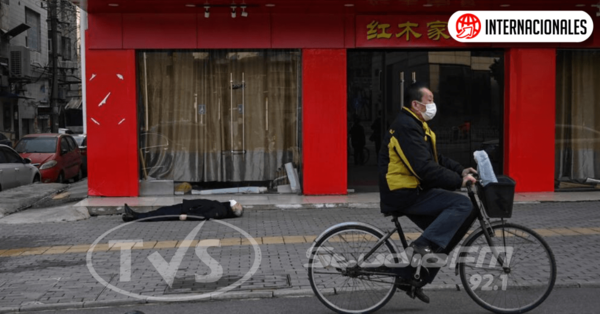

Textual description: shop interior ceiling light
[204,5,210,18]
[231,5,237,18]
[593,3,600,16]
[241,5,248,17]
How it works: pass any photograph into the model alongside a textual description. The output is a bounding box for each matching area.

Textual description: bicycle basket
[475,175,516,218]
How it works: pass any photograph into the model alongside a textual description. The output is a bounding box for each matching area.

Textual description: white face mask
[418,102,437,121]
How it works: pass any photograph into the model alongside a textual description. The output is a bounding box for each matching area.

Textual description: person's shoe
[397,284,430,304]
[409,242,433,256]
[409,242,439,264]
[122,203,137,222]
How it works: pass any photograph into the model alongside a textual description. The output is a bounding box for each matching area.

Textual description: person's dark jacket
[182,199,237,219]
[378,107,464,213]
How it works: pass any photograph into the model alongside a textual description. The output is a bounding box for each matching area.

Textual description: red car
[14,133,84,183]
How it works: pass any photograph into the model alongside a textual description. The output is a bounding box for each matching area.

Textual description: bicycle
[307,175,556,314]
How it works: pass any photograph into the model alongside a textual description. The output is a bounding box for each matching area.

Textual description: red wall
[302,49,347,195]
[504,48,556,192]
[86,50,139,196]
[85,11,600,195]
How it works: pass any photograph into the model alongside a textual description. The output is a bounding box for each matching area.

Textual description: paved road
[0,201,599,311]
[44,287,600,314]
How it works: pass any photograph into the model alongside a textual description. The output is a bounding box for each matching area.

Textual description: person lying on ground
[122,198,243,222]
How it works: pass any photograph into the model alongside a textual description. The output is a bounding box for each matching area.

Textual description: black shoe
[409,243,439,264]
[122,204,137,222]
[410,287,430,304]
[397,283,430,304]
[409,242,433,256]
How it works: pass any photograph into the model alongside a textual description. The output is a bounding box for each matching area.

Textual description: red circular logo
[456,13,481,39]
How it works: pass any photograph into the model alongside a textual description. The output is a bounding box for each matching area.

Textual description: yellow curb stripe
[42,246,73,255]
[532,229,561,237]
[220,238,241,246]
[132,241,157,250]
[21,247,52,256]
[283,236,307,244]
[177,240,200,248]
[261,236,284,244]
[153,241,178,249]
[568,227,600,235]
[0,248,30,257]
[551,228,582,236]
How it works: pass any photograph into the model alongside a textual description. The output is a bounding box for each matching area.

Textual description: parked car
[14,134,83,183]
[0,133,11,147]
[72,134,87,175]
[0,144,40,192]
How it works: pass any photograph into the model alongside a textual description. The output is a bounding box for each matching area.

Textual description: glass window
[556,50,600,190]
[74,136,86,146]
[137,50,301,188]
[0,149,8,163]
[25,8,41,52]
[15,137,57,153]
[61,37,71,60]
[66,136,77,151]
[3,148,22,163]
[60,137,69,152]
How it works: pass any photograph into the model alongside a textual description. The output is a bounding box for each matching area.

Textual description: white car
[0,144,41,192]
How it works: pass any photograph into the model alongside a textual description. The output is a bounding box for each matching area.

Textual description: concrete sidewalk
[76,190,600,216]
[0,183,66,218]
[1,201,599,312]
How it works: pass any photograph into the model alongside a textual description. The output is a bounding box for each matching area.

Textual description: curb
[86,203,382,216]
[85,198,600,216]
[4,280,600,312]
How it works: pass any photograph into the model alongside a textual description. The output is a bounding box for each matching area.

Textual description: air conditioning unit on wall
[9,46,32,78]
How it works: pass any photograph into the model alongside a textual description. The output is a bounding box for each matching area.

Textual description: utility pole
[49,0,59,133]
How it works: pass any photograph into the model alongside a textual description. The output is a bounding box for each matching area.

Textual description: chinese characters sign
[357,15,470,48]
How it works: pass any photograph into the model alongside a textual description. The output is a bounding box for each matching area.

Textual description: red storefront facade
[76,0,600,196]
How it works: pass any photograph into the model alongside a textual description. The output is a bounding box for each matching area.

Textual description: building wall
[7,0,49,68]
[84,12,600,194]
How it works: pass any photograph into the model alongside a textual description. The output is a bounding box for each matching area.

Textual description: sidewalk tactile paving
[282,236,306,244]
[153,241,178,249]
[568,227,599,235]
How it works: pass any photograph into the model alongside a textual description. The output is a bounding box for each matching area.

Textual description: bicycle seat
[380,202,405,218]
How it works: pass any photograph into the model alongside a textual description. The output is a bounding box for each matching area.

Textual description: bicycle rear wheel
[459,223,556,314]
[308,225,399,314]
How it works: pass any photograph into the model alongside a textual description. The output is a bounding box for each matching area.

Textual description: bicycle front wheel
[459,223,556,314]
[308,225,398,314]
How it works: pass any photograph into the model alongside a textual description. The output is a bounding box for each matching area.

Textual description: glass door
[347,50,505,192]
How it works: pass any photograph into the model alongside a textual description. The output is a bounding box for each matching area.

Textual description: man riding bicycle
[378,82,477,303]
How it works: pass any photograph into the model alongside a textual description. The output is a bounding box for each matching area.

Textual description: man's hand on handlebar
[462,167,478,178]
[462,174,477,188]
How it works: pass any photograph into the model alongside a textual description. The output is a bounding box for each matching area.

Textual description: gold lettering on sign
[427,21,450,40]
[396,22,422,41]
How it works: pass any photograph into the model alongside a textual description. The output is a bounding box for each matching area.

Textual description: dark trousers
[399,188,476,283]
[403,188,474,250]
[135,204,185,221]
[134,199,231,221]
